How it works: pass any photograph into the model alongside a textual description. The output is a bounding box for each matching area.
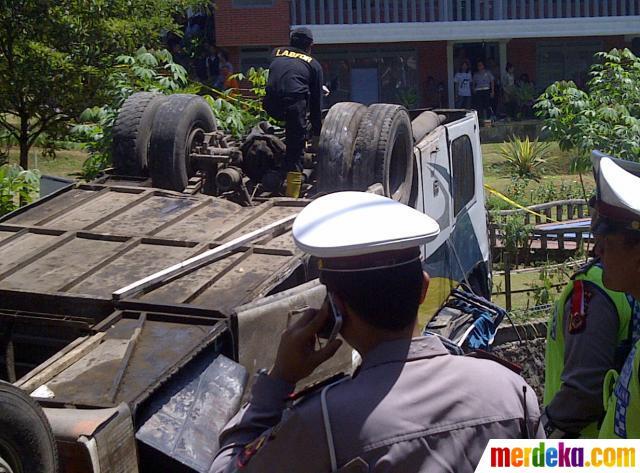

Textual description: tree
[72,47,193,179]
[535,48,640,164]
[0,0,207,169]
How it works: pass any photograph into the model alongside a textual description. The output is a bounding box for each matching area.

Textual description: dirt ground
[492,337,546,405]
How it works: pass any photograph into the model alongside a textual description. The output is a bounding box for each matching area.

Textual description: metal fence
[292,0,639,25]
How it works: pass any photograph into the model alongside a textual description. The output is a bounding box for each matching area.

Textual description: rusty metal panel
[4,188,95,225]
[1,236,123,292]
[0,231,60,273]
[72,243,196,298]
[46,190,145,231]
[223,203,300,241]
[138,253,244,305]
[32,312,226,409]
[154,199,243,241]
[90,195,202,236]
[189,252,301,313]
[0,229,19,242]
[0,184,307,316]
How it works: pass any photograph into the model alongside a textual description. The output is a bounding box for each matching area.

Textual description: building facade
[215,0,640,108]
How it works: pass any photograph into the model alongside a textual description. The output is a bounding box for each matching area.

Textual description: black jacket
[266,46,323,135]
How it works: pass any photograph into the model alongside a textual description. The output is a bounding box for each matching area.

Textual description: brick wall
[507,35,632,83]
[416,42,448,106]
[215,0,290,47]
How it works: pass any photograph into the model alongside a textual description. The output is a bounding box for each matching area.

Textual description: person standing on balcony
[454,61,472,109]
[472,61,494,122]
[263,27,323,178]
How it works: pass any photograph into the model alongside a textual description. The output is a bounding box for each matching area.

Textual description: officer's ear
[419,271,430,304]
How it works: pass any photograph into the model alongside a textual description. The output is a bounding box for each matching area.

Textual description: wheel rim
[0,439,21,473]
[185,126,206,177]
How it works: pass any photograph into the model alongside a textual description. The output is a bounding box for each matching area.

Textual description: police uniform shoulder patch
[568,280,588,334]
[236,425,281,469]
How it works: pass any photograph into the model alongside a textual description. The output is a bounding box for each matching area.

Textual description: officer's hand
[270,307,342,385]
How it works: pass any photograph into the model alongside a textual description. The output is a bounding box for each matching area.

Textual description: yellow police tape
[484,184,559,223]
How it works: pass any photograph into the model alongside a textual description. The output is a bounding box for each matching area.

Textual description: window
[233,0,274,8]
[536,40,603,90]
[240,47,272,73]
[315,48,418,107]
[451,135,475,215]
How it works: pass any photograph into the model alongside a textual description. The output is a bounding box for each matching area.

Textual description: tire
[149,94,217,192]
[316,102,367,193]
[0,382,58,473]
[353,104,414,204]
[411,111,445,144]
[112,92,167,177]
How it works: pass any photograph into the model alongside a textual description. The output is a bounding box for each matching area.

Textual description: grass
[481,141,595,195]
[5,147,87,178]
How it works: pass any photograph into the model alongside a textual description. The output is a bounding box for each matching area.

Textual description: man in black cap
[263,27,323,176]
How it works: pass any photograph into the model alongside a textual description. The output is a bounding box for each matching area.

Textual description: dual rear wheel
[112,93,217,192]
[112,94,415,200]
[316,102,414,204]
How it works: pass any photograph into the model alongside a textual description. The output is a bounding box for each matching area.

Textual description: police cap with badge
[292,191,440,272]
[591,151,640,235]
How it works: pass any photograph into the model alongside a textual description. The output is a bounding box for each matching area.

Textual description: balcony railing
[291,0,639,25]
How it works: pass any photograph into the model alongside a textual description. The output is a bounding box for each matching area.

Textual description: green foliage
[502,216,533,252]
[526,260,574,307]
[0,0,207,169]
[203,67,274,139]
[499,137,550,181]
[71,47,192,179]
[486,180,592,212]
[0,165,40,216]
[397,87,419,109]
[535,48,640,162]
[512,82,537,119]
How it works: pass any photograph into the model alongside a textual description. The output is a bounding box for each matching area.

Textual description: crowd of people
[452,59,535,122]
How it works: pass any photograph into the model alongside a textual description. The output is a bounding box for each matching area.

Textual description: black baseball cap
[290,27,313,43]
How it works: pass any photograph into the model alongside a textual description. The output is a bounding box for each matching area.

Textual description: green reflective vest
[544,263,632,438]
[600,341,640,438]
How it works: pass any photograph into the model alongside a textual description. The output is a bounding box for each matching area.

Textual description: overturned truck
[0,94,491,473]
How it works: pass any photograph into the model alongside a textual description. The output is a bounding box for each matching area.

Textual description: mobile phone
[317,293,343,342]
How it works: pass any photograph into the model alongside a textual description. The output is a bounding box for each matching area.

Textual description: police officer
[210,191,542,473]
[585,154,640,439]
[544,252,635,437]
[263,27,323,176]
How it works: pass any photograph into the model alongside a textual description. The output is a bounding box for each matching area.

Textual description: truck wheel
[353,104,414,204]
[316,102,367,193]
[0,382,58,473]
[112,92,167,177]
[149,94,217,192]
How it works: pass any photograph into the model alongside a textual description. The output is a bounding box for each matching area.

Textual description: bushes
[72,49,272,178]
[71,47,193,179]
[499,136,550,181]
[0,165,40,216]
[535,48,640,163]
[203,67,273,139]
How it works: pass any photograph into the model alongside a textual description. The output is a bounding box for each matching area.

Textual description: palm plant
[499,136,551,181]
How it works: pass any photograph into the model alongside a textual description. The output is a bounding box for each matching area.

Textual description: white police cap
[292,191,439,271]
[592,152,640,232]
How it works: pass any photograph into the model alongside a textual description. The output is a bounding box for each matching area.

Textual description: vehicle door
[444,114,490,295]
[414,126,455,327]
